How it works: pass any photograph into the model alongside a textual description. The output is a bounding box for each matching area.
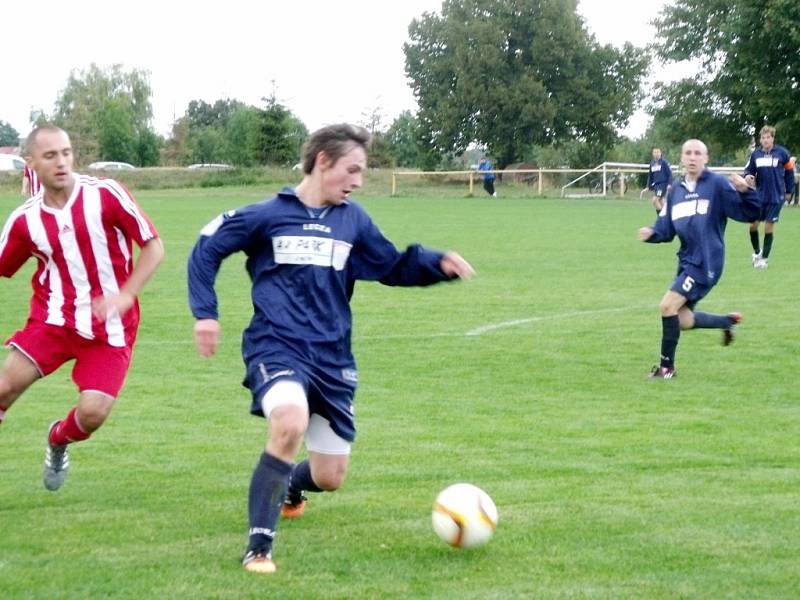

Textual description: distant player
[787,155,798,207]
[744,125,795,268]
[0,125,164,491]
[646,147,672,212]
[187,123,475,574]
[638,138,760,379]
[477,156,497,197]
[21,163,41,198]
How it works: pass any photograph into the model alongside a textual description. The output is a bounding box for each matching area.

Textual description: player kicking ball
[638,138,759,379]
[188,124,474,574]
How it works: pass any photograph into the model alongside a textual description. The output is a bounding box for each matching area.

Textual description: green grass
[0,186,798,598]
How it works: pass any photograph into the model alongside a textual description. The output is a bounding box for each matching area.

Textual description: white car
[0,154,26,171]
[187,163,233,171]
[87,161,136,170]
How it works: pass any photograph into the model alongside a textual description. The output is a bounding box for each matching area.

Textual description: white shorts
[260,379,351,455]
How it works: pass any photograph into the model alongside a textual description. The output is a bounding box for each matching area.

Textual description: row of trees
[3,0,798,169]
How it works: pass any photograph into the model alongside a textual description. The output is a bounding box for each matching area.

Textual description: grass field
[1,185,798,599]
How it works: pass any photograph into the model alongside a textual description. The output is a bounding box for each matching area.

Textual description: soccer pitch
[1,187,798,598]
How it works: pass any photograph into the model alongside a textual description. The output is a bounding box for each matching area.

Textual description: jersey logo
[755,156,778,168]
[672,198,709,221]
[273,235,352,271]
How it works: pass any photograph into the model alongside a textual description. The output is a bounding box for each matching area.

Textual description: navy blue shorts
[244,355,357,442]
[653,184,668,198]
[669,270,712,311]
[758,203,782,223]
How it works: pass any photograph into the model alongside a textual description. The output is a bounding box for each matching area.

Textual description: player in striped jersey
[22,164,42,198]
[0,125,164,491]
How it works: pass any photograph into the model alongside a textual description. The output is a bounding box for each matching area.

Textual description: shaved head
[681,139,709,179]
[681,139,708,156]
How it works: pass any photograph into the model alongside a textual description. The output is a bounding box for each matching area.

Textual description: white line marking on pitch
[465,305,649,336]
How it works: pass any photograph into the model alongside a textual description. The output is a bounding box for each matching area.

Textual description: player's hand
[194,319,221,357]
[441,252,475,280]
[92,292,135,321]
[744,174,756,186]
[638,227,654,241]
[730,173,754,192]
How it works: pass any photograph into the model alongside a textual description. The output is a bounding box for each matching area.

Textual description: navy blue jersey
[188,188,452,372]
[646,158,672,190]
[744,145,795,204]
[478,161,496,182]
[647,170,760,286]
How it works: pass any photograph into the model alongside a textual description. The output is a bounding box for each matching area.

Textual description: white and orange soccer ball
[431,483,498,548]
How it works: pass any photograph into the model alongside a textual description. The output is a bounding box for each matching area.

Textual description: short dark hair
[25,124,66,156]
[301,124,370,175]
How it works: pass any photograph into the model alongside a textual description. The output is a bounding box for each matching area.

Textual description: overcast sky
[3,0,690,142]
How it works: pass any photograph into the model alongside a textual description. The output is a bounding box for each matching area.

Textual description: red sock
[50,407,91,446]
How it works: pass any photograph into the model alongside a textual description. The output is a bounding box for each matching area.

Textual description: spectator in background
[744,125,795,268]
[477,157,497,197]
[646,147,672,213]
[21,164,41,198]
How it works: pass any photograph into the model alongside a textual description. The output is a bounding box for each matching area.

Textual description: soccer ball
[431,483,498,548]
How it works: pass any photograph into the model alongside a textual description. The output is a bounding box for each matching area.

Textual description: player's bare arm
[92,237,165,321]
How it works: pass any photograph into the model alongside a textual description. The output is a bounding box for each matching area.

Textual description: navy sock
[660,315,680,368]
[247,452,292,553]
[693,312,731,329]
[763,233,774,258]
[750,229,761,254]
[750,230,760,253]
[289,459,323,495]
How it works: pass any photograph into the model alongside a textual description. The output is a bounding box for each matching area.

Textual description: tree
[385,111,423,168]
[0,121,20,146]
[47,63,157,165]
[255,96,308,166]
[404,0,648,167]
[653,0,800,152]
[186,99,244,129]
[226,106,264,167]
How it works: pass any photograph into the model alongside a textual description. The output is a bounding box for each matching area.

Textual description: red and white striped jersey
[23,165,41,197]
[0,174,159,347]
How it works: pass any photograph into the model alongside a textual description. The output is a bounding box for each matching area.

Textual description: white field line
[136,305,653,345]
[464,305,650,337]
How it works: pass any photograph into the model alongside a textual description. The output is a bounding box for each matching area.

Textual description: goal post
[560,162,649,198]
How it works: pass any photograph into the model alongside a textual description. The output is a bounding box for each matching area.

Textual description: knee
[77,392,116,432]
[0,376,22,406]
[270,411,307,452]
[658,300,675,316]
[78,402,113,432]
[313,464,347,491]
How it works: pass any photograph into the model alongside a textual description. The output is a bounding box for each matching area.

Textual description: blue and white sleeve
[349,213,449,286]
[187,207,259,319]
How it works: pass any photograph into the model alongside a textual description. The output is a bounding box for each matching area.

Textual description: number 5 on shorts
[682,276,695,292]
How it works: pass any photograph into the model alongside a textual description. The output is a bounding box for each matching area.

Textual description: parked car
[187,163,233,171]
[0,154,26,171]
[87,161,136,170]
